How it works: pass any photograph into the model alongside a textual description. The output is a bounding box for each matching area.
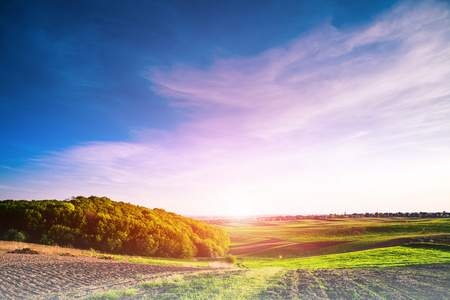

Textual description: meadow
[83,264,449,299]
[220,217,450,260]
[1,217,449,299]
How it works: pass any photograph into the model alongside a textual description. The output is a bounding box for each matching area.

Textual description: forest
[0,196,229,258]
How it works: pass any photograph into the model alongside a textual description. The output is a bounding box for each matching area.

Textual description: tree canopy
[0,196,229,258]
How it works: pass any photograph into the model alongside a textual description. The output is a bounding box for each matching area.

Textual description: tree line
[0,196,229,258]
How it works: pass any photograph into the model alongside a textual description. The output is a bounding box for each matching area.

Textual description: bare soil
[229,242,290,255]
[282,241,352,251]
[0,253,205,299]
[229,237,285,249]
[228,239,351,256]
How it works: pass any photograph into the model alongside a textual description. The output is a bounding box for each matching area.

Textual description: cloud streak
[149,1,450,141]
[5,1,450,215]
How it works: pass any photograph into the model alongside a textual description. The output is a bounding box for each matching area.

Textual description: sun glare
[232,203,252,217]
[223,192,256,217]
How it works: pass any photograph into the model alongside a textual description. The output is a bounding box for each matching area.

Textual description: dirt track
[0,253,203,299]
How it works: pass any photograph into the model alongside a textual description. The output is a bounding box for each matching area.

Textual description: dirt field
[228,238,351,256]
[0,253,205,299]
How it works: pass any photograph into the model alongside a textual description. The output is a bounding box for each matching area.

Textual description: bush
[224,254,237,264]
[40,234,56,245]
[3,228,26,242]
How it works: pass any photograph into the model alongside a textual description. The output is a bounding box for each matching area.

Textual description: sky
[1,0,449,216]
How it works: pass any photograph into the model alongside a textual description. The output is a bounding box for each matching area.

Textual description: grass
[139,268,285,299]
[74,263,450,299]
[220,218,450,259]
[87,288,137,299]
[140,274,185,288]
[243,245,450,269]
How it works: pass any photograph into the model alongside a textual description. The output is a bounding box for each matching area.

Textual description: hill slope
[0,196,229,258]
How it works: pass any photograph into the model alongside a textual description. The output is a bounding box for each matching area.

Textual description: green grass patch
[87,288,137,299]
[244,245,450,269]
[140,268,285,299]
[140,274,185,288]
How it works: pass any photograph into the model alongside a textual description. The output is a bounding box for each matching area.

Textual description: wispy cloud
[5,1,450,214]
[148,1,450,143]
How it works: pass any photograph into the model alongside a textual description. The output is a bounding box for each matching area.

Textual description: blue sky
[1,0,449,216]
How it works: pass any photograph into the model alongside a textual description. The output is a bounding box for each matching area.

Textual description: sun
[232,202,252,217]
[223,192,256,217]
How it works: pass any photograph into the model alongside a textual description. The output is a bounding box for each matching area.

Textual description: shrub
[40,234,56,245]
[224,254,237,264]
[3,228,26,242]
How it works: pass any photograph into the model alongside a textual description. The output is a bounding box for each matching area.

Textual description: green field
[245,244,450,269]
[219,217,450,260]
